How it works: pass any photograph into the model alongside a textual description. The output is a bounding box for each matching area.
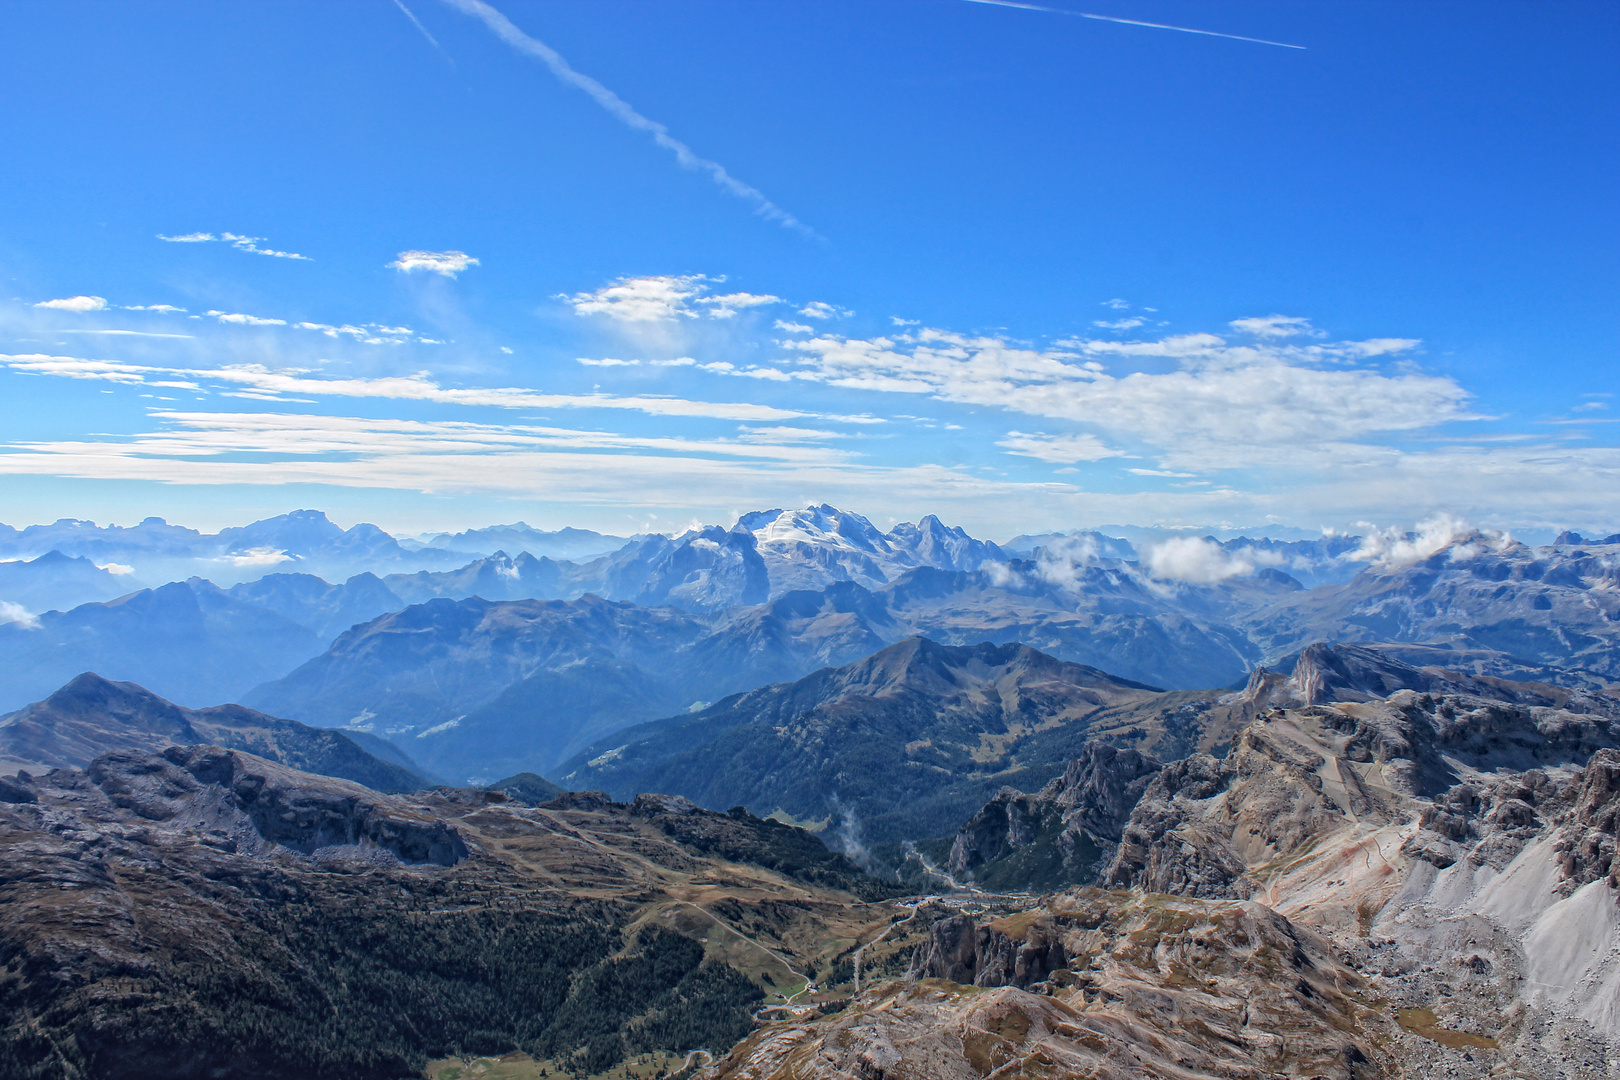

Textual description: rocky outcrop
[76,744,468,864]
[1103,753,1251,897]
[0,739,891,1080]
[723,893,1395,1080]
[715,644,1620,1080]
[947,742,1161,890]
[906,913,1066,989]
[1551,747,1620,890]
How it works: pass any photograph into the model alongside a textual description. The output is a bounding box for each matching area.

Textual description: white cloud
[124,304,186,313]
[1341,337,1421,358]
[440,0,816,237]
[566,275,779,323]
[35,296,107,312]
[51,329,195,339]
[0,353,827,423]
[96,562,135,575]
[799,301,853,319]
[567,275,705,322]
[775,320,814,334]
[0,601,40,629]
[737,425,844,443]
[704,291,780,317]
[1228,314,1323,338]
[1101,298,1131,309]
[1093,317,1145,331]
[223,547,295,568]
[1143,536,1283,584]
[774,325,1463,470]
[996,431,1124,464]
[0,410,860,475]
[1348,514,1510,569]
[158,232,310,260]
[891,316,921,326]
[577,357,639,367]
[389,249,479,276]
[207,310,288,327]
[0,410,1100,522]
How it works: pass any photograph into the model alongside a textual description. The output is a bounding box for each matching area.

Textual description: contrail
[392,0,454,63]
[438,0,819,238]
[957,0,1307,49]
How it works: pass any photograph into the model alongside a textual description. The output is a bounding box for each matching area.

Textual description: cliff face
[906,913,1066,989]
[946,742,1161,890]
[713,643,1620,1080]
[113,745,469,863]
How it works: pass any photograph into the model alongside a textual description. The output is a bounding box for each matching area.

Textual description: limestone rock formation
[905,912,1066,989]
[712,642,1620,1080]
[946,742,1162,890]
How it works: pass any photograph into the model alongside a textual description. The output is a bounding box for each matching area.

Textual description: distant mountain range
[410,522,633,561]
[0,549,137,612]
[0,671,429,790]
[3,505,1617,774]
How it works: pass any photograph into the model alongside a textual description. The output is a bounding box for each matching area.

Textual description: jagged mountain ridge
[946,641,1620,892]
[256,534,1620,790]
[411,523,631,561]
[7,510,1619,777]
[0,672,429,791]
[713,642,1620,1080]
[245,561,1298,784]
[1244,535,1620,678]
[559,637,1252,843]
[245,590,899,781]
[0,510,471,584]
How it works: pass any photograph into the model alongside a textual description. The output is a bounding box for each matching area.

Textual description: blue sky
[1,0,1615,539]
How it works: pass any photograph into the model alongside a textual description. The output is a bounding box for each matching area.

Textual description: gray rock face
[1104,753,1250,897]
[76,745,467,865]
[907,913,1066,989]
[1560,747,1620,890]
[947,742,1161,890]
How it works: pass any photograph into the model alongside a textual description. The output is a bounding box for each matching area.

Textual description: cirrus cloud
[996,431,1124,463]
[158,232,310,260]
